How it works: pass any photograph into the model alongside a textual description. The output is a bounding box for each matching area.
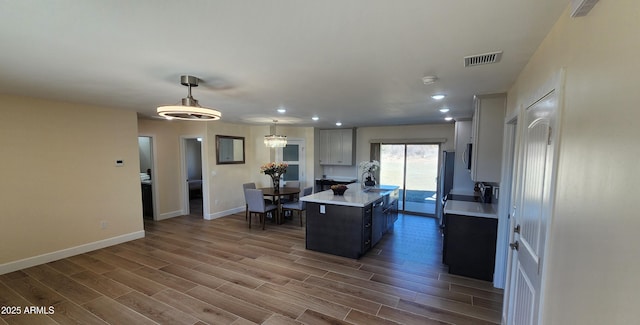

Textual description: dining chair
[282,186,313,227]
[245,189,278,230]
[242,182,256,220]
[243,182,273,220]
[280,181,301,205]
[285,181,300,188]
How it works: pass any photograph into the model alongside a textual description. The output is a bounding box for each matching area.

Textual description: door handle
[514,224,521,234]
[509,241,519,251]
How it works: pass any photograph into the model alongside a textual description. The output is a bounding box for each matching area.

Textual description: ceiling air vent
[464,51,503,67]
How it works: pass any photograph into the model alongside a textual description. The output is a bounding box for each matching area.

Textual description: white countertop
[301,184,399,207]
[444,200,498,219]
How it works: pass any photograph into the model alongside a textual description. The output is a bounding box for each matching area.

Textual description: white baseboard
[0,230,145,275]
[157,210,184,221]
[206,206,245,220]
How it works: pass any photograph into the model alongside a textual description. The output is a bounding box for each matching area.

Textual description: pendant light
[264,120,287,148]
[157,75,222,121]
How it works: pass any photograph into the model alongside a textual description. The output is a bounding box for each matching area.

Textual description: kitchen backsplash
[321,165,357,179]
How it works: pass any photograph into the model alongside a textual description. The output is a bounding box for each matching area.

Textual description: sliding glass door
[380,144,439,216]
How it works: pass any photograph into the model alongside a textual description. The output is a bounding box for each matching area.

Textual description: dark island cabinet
[385,199,398,233]
[306,202,375,259]
[443,213,498,281]
[371,199,385,247]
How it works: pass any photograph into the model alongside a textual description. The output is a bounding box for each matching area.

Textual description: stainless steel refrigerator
[436,151,455,226]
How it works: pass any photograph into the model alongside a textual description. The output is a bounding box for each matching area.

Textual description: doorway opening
[380,144,440,216]
[138,136,155,220]
[183,137,203,216]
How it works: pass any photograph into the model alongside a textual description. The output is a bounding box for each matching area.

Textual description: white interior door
[507,90,558,324]
[276,139,305,186]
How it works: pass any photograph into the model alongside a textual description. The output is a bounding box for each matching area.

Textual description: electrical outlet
[320,205,326,214]
[100,220,108,229]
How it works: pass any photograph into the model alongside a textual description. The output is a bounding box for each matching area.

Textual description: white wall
[507,1,640,323]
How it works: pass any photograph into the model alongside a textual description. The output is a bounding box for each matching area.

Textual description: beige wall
[137,118,206,219]
[206,122,254,217]
[508,1,640,323]
[208,124,315,216]
[357,123,455,179]
[315,124,455,180]
[0,95,143,268]
[356,124,455,164]
[138,119,315,219]
[274,125,315,188]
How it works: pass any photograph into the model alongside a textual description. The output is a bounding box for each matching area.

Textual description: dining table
[259,187,301,224]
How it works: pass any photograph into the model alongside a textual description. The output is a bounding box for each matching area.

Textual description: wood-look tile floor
[0,213,502,325]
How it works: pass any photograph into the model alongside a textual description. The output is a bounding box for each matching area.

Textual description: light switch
[320,205,325,214]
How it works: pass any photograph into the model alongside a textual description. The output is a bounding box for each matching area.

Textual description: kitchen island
[301,184,399,259]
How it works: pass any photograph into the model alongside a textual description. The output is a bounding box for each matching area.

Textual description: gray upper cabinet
[470,94,506,183]
[319,128,355,165]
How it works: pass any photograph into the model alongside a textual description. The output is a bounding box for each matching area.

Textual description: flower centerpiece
[260,162,288,190]
[358,160,380,187]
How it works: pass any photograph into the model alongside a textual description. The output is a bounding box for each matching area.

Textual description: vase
[362,171,376,187]
[270,174,281,190]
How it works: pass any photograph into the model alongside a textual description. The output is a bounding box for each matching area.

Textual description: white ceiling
[0,0,568,128]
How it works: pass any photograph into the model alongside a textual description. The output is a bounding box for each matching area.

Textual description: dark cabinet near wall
[141,183,153,219]
[443,213,497,281]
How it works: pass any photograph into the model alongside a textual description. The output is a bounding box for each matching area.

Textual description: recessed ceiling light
[336,122,342,126]
[445,117,453,121]
[312,116,319,121]
[431,94,446,100]
[277,107,286,113]
[439,107,450,113]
